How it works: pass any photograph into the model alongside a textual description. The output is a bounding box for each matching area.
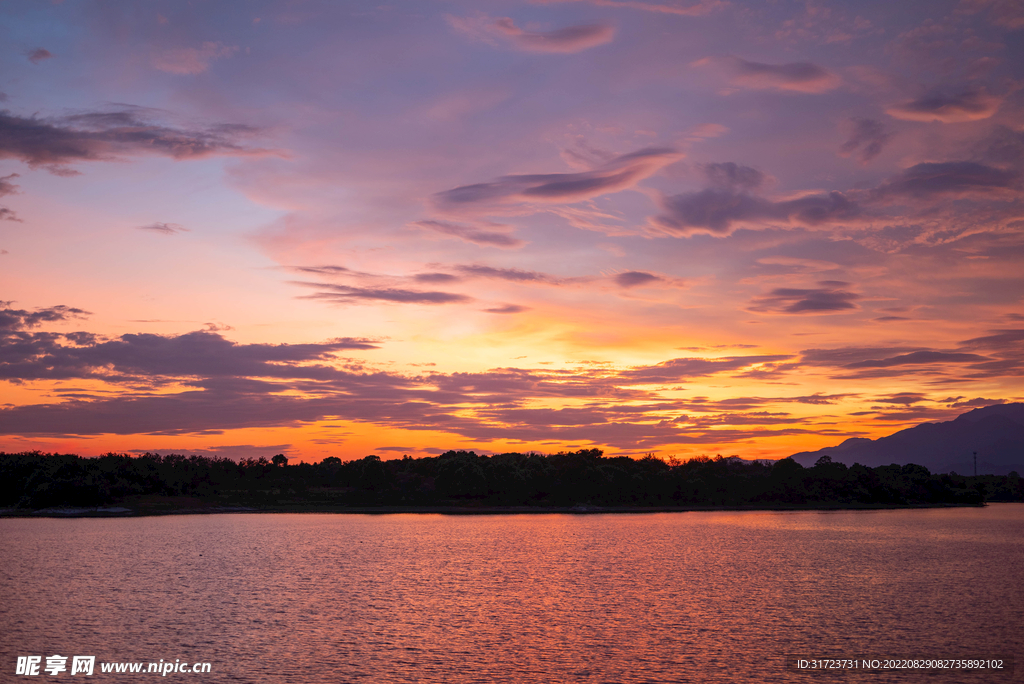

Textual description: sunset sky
[2,0,1023,463]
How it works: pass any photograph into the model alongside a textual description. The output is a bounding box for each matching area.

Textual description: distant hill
[791,403,1024,475]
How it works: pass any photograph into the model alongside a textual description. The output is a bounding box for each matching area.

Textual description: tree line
[2,449,1021,511]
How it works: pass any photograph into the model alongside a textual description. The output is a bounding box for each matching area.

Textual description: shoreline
[0,501,990,518]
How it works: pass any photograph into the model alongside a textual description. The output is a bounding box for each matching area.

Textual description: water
[2,506,1022,683]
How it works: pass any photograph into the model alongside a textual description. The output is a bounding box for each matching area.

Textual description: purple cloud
[614,271,663,288]
[700,162,765,190]
[704,57,841,93]
[887,89,1001,123]
[0,173,19,222]
[484,304,530,314]
[653,188,860,235]
[454,265,556,283]
[0,303,91,331]
[839,118,890,164]
[615,355,792,383]
[873,162,1017,199]
[749,282,860,314]
[413,220,526,248]
[491,18,615,53]
[433,147,681,213]
[152,42,238,75]
[137,222,189,235]
[0,108,266,173]
[0,173,19,197]
[26,48,53,64]
[295,282,473,305]
[845,351,988,369]
[530,0,726,16]
[448,15,614,53]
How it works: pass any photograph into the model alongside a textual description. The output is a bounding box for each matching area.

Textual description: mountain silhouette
[790,403,1024,475]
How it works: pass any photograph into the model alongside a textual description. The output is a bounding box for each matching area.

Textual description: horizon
[3,0,1024,463]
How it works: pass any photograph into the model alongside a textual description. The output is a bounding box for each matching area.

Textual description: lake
[2,506,1022,682]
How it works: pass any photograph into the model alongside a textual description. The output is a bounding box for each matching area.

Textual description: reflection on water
[1,506,1022,682]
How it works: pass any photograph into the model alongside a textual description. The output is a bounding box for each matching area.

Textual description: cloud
[886,89,1002,123]
[652,188,860,235]
[874,392,928,405]
[414,272,461,284]
[795,343,1017,380]
[0,173,18,197]
[974,0,1024,29]
[454,264,556,283]
[529,0,727,16]
[484,304,530,314]
[0,304,91,331]
[26,48,53,64]
[839,118,890,164]
[700,162,764,190]
[873,161,1017,199]
[845,350,988,369]
[152,42,238,75]
[799,346,919,367]
[614,354,792,383]
[0,322,379,382]
[0,108,265,172]
[977,126,1024,168]
[701,57,840,93]
[448,15,614,53]
[749,281,860,314]
[493,18,615,53]
[614,271,663,288]
[137,222,188,235]
[433,147,681,214]
[0,173,19,222]
[945,396,1007,409]
[294,282,472,305]
[413,220,526,248]
[0,305,889,447]
[958,329,1024,351]
[292,265,369,278]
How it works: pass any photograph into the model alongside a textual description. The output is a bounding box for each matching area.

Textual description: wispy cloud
[695,57,841,93]
[484,304,530,314]
[872,161,1017,199]
[137,222,189,235]
[26,48,54,64]
[886,88,1001,123]
[749,281,861,314]
[529,0,727,16]
[652,188,860,236]
[0,173,19,222]
[447,15,614,53]
[413,220,526,248]
[839,118,890,164]
[614,271,663,288]
[0,107,267,173]
[294,282,473,305]
[454,264,559,283]
[0,303,91,331]
[434,147,682,214]
[152,42,238,75]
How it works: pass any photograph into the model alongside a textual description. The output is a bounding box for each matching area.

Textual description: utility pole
[974,451,977,478]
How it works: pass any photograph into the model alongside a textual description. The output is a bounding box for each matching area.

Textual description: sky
[1,0,1023,463]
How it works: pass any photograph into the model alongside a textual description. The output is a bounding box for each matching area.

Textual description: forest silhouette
[2,449,1021,513]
